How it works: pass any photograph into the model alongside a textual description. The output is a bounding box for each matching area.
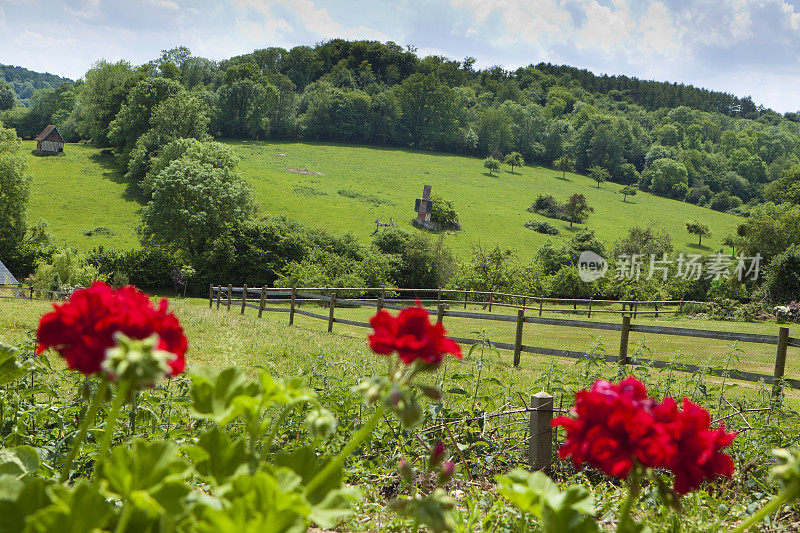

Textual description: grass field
[24,140,742,258]
[5,296,797,405]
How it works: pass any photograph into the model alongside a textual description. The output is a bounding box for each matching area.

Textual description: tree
[621,185,637,202]
[140,145,253,259]
[395,73,457,149]
[0,124,29,255]
[504,151,524,173]
[553,154,574,180]
[429,194,460,230]
[0,81,15,110]
[484,157,500,176]
[214,79,278,139]
[564,193,592,227]
[588,165,610,188]
[686,220,710,246]
[647,158,689,198]
[764,165,800,205]
[764,244,800,303]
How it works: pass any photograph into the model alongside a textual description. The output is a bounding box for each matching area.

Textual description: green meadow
[24,140,741,258]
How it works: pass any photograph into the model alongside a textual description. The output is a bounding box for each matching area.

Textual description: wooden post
[522,297,527,310]
[327,293,336,333]
[437,288,442,310]
[488,291,494,312]
[633,300,638,319]
[464,291,467,309]
[216,286,221,309]
[587,297,593,318]
[289,287,297,325]
[654,302,659,318]
[377,287,384,312]
[538,298,543,317]
[227,284,232,312]
[514,310,524,367]
[240,284,247,314]
[29,287,33,300]
[772,326,790,405]
[679,300,685,315]
[573,301,577,311]
[528,392,554,472]
[258,286,267,318]
[208,284,213,308]
[437,304,444,324]
[619,315,631,365]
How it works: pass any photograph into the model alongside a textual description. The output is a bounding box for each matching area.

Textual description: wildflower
[36,281,187,377]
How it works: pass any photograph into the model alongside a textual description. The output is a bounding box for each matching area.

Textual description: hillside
[24,140,740,258]
[0,64,72,105]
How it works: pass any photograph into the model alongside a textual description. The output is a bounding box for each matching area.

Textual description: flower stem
[93,379,131,484]
[304,404,384,497]
[59,377,109,483]
[619,465,642,530]
[732,485,800,533]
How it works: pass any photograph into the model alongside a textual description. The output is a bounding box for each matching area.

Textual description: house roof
[0,258,18,285]
[34,125,65,143]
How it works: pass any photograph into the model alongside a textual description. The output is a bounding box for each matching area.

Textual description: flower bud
[306,408,337,438]
[429,441,445,469]
[102,333,175,389]
[399,458,414,485]
[438,460,455,485]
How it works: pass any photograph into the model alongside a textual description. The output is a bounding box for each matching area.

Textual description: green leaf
[0,476,53,533]
[308,486,362,529]
[275,446,342,505]
[190,367,260,425]
[496,469,598,533]
[101,439,189,498]
[185,427,249,487]
[0,446,40,478]
[0,342,32,387]
[23,481,114,533]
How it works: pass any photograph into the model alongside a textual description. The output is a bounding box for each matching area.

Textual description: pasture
[23,140,741,258]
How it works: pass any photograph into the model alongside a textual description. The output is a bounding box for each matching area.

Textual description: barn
[35,125,65,154]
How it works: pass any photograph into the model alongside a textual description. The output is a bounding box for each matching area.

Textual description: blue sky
[2,0,800,112]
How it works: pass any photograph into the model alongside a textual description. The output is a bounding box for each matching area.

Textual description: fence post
[488,291,494,312]
[464,291,467,309]
[208,284,213,308]
[539,298,543,317]
[227,284,232,312]
[289,287,297,325]
[377,287,384,312]
[240,284,248,314]
[528,392,553,472]
[679,300,685,315]
[29,287,33,300]
[514,309,525,367]
[437,304,444,324]
[587,297,593,318]
[216,286,221,309]
[619,315,631,365]
[654,302,659,318]
[633,299,638,319]
[772,326,790,405]
[437,288,442,310]
[327,292,336,333]
[258,286,267,318]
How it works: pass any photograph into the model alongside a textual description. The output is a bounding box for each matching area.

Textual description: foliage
[763,244,800,303]
[588,165,609,188]
[504,151,524,172]
[0,122,29,257]
[429,194,460,230]
[564,193,593,227]
[685,220,711,245]
[621,185,637,202]
[524,220,560,235]
[483,157,500,176]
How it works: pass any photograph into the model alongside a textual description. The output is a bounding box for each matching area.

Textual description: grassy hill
[24,139,741,258]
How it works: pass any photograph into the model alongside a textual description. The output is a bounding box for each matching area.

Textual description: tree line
[2,40,800,213]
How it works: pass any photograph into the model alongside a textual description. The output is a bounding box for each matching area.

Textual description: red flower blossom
[368,304,461,365]
[36,281,187,377]
[658,397,736,494]
[552,377,675,478]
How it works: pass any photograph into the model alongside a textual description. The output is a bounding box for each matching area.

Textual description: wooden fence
[210,285,799,403]
[0,284,66,301]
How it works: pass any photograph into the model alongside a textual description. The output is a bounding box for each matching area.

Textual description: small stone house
[0,258,19,298]
[35,125,65,154]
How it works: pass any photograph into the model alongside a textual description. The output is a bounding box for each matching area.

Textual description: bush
[524,220,560,235]
[680,302,709,316]
[527,194,568,221]
[86,247,178,290]
[764,244,800,304]
[429,194,460,230]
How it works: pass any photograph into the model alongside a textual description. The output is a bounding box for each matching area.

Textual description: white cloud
[152,0,180,9]
[277,0,390,41]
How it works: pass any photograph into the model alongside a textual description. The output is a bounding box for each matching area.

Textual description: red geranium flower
[368,304,461,365]
[552,377,675,478]
[658,397,736,494]
[36,281,187,377]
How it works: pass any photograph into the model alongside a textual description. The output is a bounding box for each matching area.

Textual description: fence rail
[0,284,67,301]
[210,285,798,403]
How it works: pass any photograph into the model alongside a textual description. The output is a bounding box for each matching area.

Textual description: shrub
[524,220,559,235]
[429,194,460,230]
[764,244,800,303]
[87,247,178,290]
